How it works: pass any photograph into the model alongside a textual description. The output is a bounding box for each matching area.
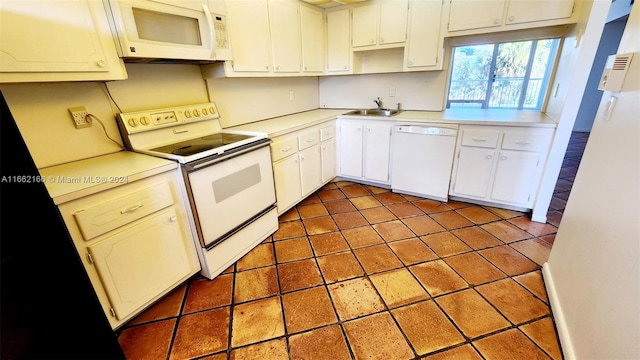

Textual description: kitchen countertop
[229,108,557,136]
[39,151,177,205]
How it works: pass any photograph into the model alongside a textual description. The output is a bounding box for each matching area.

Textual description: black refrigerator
[0,91,125,359]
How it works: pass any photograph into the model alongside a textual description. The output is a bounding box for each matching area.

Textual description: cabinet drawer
[461,129,500,148]
[298,129,320,150]
[271,137,298,162]
[502,132,549,152]
[73,182,174,241]
[320,124,336,141]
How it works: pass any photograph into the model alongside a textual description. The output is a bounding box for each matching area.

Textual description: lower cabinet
[449,125,554,209]
[57,169,200,330]
[271,120,336,214]
[337,118,393,185]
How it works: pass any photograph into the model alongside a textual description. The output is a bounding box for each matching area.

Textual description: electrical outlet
[68,106,91,129]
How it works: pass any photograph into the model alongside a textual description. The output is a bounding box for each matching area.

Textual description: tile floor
[116,132,589,360]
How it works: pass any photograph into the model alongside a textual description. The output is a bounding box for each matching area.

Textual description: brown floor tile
[300,193,322,205]
[170,308,230,359]
[341,184,371,198]
[278,207,300,222]
[479,245,539,276]
[484,206,525,219]
[231,297,284,348]
[540,233,557,246]
[317,189,346,202]
[298,203,329,219]
[282,286,338,334]
[333,180,355,188]
[236,243,275,271]
[510,238,553,266]
[359,206,397,224]
[229,338,288,360]
[435,289,510,339]
[317,251,365,283]
[446,200,474,209]
[546,211,563,228]
[444,253,506,285]
[410,260,468,297]
[473,328,550,360]
[430,210,474,230]
[324,199,357,214]
[328,278,385,321]
[201,352,226,360]
[421,344,483,359]
[373,220,415,242]
[513,271,549,303]
[288,325,352,360]
[343,313,414,360]
[341,226,384,248]
[374,191,407,204]
[353,244,404,274]
[420,232,472,258]
[332,211,369,230]
[387,202,424,218]
[451,226,503,250]
[277,258,324,293]
[309,232,350,256]
[388,238,438,265]
[273,220,306,241]
[234,266,279,303]
[183,275,232,314]
[456,206,500,224]
[302,216,339,235]
[508,216,558,237]
[128,284,186,325]
[370,268,429,308]
[476,278,550,324]
[519,317,563,360]
[391,300,465,356]
[274,237,313,263]
[402,215,446,236]
[481,220,532,243]
[364,185,390,194]
[413,199,451,213]
[349,195,382,210]
[119,319,176,360]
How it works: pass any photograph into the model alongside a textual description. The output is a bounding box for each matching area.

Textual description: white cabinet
[447,0,507,32]
[404,0,444,70]
[271,121,336,214]
[0,0,127,83]
[338,118,393,185]
[352,0,409,48]
[326,8,352,73]
[57,170,200,329]
[269,0,302,73]
[505,0,575,25]
[449,125,554,209]
[225,0,272,73]
[300,5,325,73]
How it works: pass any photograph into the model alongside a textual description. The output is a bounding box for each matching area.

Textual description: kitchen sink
[344,109,400,117]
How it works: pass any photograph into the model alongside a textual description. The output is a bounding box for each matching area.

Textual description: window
[447,39,560,110]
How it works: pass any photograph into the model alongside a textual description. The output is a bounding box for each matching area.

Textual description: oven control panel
[118,103,220,134]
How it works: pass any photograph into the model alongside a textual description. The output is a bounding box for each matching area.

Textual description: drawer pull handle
[306,138,314,143]
[515,140,531,145]
[281,147,291,152]
[121,204,143,214]
[472,138,488,142]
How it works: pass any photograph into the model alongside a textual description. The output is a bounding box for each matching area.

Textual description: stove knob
[185,110,192,118]
[140,116,150,126]
[202,107,209,115]
[127,118,138,127]
[193,109,200,117]
[209,106,216,114]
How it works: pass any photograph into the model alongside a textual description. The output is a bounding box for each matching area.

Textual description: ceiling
[301,0,367,8]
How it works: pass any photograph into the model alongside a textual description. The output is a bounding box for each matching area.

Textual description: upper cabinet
[0,0,127,83]
[269,0,302,73]
[224,0,272,73]
[300,5,325,73]
[326,8,352,74]
[352,0,409,48]
[404,0,444,70]
[445,0,578,36]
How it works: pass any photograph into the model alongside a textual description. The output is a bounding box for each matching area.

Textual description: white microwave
[103,0,231,61]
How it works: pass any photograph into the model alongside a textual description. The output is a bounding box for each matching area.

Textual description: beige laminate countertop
[39,151,177,205]
[229,108,557,136]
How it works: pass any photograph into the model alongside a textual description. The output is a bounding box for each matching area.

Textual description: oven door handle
[183,138,272,172]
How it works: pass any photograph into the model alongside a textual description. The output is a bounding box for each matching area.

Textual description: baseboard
[542,263,576,360]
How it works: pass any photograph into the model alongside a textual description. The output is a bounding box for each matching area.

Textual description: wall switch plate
[68,106,91,129]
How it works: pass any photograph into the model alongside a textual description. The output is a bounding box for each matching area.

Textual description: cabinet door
[300,145,322,196]
[273,155,302,214]
[490,150,540,205]
[88,208,193,320]
[505,0,574,25]
[363,123,392,183]
[448,0,506,32]
[338,122,364,178]
[405,0,442,68]
[321,138,337,183]
[300,5,324,73]
[451,147,496,198]
[379,0,409,45]
[226,0,271,72]
[268,0,301,73]
[326,9,351,73]
[352,4,378,47]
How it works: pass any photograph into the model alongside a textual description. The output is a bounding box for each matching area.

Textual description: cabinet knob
[493,18,500,24]
[501,155,508,160]
[486,154,493,159]
[379,38,384,43]
[343,66,348,70]
[370,39,375,44]
[170,215,177,222]
[508,16,515,22]
[408,60,413,65]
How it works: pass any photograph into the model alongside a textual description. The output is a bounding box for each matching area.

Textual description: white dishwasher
[391,124,459,201]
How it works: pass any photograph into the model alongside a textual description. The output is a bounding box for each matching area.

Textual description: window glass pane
[490,41,532,108]
[524,39,557,108]
[448,45,493,104]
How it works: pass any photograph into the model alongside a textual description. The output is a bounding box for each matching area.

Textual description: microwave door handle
[202,3,215,59]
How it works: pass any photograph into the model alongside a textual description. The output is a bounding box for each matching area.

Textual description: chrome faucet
[374,97,383,109]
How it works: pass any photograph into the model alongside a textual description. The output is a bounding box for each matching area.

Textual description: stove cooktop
[150,133,255,156]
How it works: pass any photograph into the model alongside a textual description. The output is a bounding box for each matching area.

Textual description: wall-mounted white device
[598,52,635,91]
